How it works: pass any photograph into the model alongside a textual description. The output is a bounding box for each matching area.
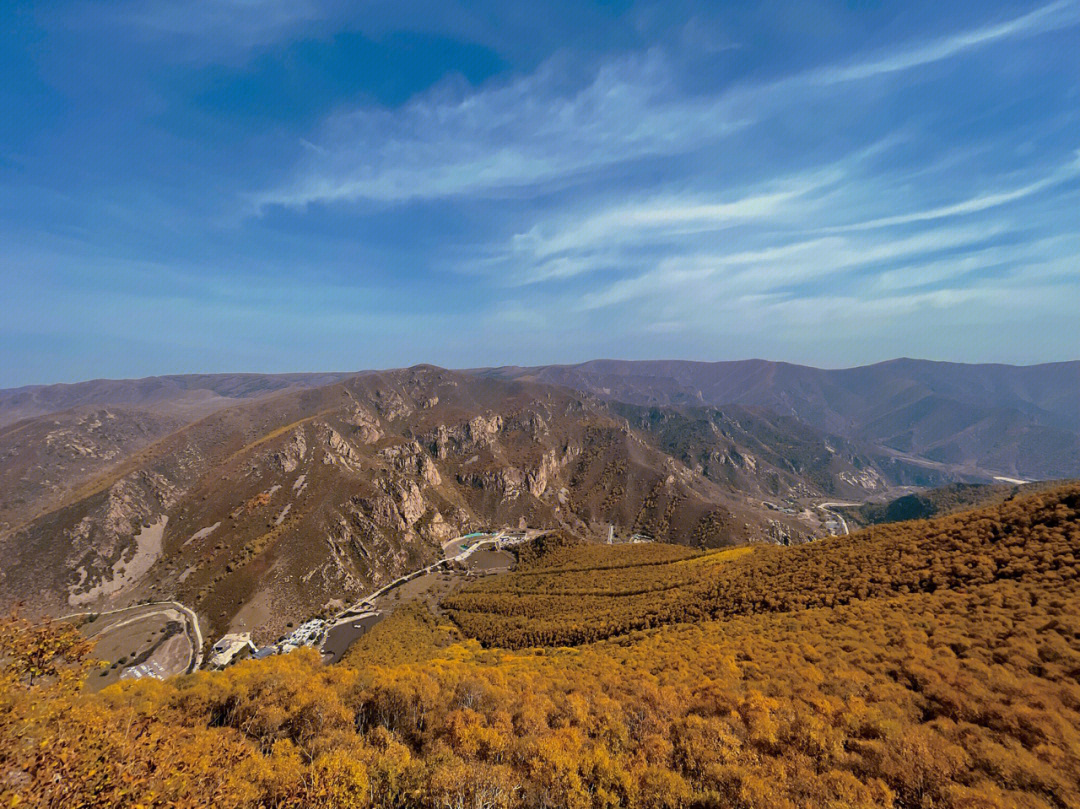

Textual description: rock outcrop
[379,441,442,487]
[273,427,308,473]
[431,414,505,459]
[344,404,383,444]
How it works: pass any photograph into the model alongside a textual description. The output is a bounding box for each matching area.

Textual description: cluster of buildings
[278,619,326,651]
[120,660,167,681]
[208,619,329,669]
[496,531,529,548]
[206,528,544,672]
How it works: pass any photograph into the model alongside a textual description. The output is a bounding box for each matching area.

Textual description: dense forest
[2,484,1078,808]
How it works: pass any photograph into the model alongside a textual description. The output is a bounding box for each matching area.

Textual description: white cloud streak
[826,150,1080,231]
[806,0,1079,85]
[510,170,840,268]
[257,1,1079,209]
[257,52,751,207]
[576,223,1010,311]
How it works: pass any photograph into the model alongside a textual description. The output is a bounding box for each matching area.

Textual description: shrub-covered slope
[446,484,1080,647]
[2,484,1078,808]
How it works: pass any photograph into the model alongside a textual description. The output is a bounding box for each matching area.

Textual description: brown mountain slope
[475,358,1080,480]
[2,367,840,641]
[608,401,934,498]
[0,406,190,532]
[0,371,353,427]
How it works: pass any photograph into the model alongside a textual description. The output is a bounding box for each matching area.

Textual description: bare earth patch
[69,517,168,606]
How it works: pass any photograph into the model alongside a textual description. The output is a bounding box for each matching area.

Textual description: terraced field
[443,540,751,646]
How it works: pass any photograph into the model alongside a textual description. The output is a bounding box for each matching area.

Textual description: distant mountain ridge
[475,358,1080,480]
[5,358,1078,482]
[0,372,354,427]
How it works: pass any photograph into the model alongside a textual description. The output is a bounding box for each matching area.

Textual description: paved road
[816,502,858,536]
[333,559,452,624]
[334,530,515,626]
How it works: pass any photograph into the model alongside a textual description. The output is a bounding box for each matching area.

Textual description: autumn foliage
[445,486,1080,647]
[2,484,1079,808]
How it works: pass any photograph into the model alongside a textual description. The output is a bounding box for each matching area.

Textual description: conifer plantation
[2,484,1078,807]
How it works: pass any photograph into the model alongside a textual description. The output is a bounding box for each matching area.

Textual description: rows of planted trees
[1,484,1078,808]
[445,485,1080,647]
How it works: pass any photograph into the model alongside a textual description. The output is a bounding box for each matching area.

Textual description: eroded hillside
[2,367,883,639]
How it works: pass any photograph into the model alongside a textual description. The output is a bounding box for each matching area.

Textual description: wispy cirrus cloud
[870,233,1080,291]
[497,140,910,283]
[484,121,1078,323]
[509,170,839,267]
[477,142,1080,364]
[568,239,1080,354]
[255,51,752,207]
[256,1,1080,210]
[805,0,1079,85]
[822,149,1080,231]
[575,222,1012,311]
[486,177,833,285]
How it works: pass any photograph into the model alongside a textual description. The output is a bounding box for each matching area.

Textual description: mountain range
[2,358,1077,638]
[478,358,1080,480]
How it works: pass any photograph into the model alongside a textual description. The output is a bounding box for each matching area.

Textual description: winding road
[333,531,512,626]
[816,502,859,536]
[60,600,204,673]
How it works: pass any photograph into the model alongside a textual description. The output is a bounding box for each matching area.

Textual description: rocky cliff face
[478,359,1080,482]
[1,367,881,640]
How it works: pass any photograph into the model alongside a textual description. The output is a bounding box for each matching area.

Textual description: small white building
[208,632,256,668]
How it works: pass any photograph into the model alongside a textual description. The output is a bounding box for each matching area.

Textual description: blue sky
[1,0,1078,386]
